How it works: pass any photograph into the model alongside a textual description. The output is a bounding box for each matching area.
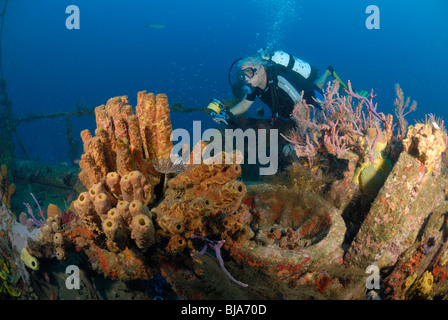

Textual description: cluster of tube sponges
[27,91,252,280]
[37,205,69,260]
[74,178,155,252]
[153,148,252,252]
[72,91,173,252]
[59,92,172,279]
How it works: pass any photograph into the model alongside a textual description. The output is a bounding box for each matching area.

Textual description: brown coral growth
[0,164,15,209]
[153,150,251,252]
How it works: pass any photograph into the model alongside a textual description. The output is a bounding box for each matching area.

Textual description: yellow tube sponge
[55,247,68,261]
[131,214,155,250]
[128,199,150,219]
[20,248,39,270]
[102,218,127,251]
[107,207,125,226]
[93,192,112,218]
[116,200,131,225]
[120,171,151,203]
[106,172,121,197]
[73,192,102,231]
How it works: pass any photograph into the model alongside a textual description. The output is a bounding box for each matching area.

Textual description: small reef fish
[145,22,166,29]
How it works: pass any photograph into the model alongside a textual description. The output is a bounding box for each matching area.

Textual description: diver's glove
[211,107,236,126]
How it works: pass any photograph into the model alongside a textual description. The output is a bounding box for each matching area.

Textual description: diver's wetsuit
[245,65,323,119]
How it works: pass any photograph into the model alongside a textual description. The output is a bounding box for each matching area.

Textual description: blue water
[3,0,448,164]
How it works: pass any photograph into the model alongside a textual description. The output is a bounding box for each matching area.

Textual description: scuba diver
[206,47,336,177]
[209,47,335,126]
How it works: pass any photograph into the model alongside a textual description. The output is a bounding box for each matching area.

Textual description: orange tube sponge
[136,91,156,158]
[188,180,246,213]
[55,247,68,261]
[80,129,92,149]
[88,182,107,202]
[165,235,187,253]
[74,192,94,216]
[38,224,53,244]
[128,199,150,218]
[119,173,133,202]
[201,164,242,186]
[116,200,131,225]
[53,232,66,247]
[157,214,185,235]
[127,115,148,176]
[182,197,214,219]
[129,171,149,202]
[135,92,173,162]
[152,147,250,253]
[47,203,62,220]
[186,218,205,235]
[94,128,116,172]
[127,114,143,152]
[120,171,151,203]
[50,219,61,233]
[167,164,217,190]
[0,164,15,208]
[115,138,136,176]
[151,94,173,161]
[219,181,247,210]
[6,183,15,209]
[88,137,109,177]
[131,214,155,250]
[102,218,127,251]
[78,152,102,189]
[107,208,124,225]
[73,192,102,231]
[93,192,112,218]
[106,172,121,197]
[78,91,171,206]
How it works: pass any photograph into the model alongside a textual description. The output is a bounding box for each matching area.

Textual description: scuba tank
[258,45,317,82]
[270,51,314,81]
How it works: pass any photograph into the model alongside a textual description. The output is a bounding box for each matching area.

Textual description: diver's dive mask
[228,58,253,97]
[236,67,258,81]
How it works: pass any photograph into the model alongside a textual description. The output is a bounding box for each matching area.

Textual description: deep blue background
[3,0,448,164]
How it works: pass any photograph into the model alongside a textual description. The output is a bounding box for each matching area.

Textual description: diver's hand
[211,108,236,126]
[212,113,229,125]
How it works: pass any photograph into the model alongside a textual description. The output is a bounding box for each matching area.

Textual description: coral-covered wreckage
[4,81,448,299]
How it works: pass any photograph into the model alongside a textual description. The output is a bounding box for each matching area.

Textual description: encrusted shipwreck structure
[20,83,448,300]
[272,81,448,299]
